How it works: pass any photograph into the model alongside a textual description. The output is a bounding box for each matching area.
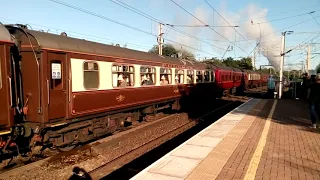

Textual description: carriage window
[211,71,215,82]
[51,61,62,90]
[175,69,184,84]
[160,68,172,85]
[83,61,99,89]
[187,70,194,84]
[140,66,155,86]
[112,64,134,88]
[204,71,210,82]
[196,71,203,82]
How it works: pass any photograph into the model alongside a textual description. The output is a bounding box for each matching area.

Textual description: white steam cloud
[169,3,282,70]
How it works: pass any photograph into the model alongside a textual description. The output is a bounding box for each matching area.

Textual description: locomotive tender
[0,23,268,160]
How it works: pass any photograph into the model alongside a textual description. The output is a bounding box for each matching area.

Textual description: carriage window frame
[186,70,194,84]
[112,63,135,88]
[204,71,210,82]
[160,67,172,85]
[196,70,203,83]
[210,71,215,82]
[175,69,185,84]
[83,61,100,90]
[140,66,156,86]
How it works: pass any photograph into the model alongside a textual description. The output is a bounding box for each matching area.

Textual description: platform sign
[52,63,61,79]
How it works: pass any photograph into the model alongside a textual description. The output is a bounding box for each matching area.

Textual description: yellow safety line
[243,100,277,180]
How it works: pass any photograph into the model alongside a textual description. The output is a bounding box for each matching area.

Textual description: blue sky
[1,0,320,70]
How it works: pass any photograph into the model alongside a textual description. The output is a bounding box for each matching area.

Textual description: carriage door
[0,44,12,128]
[48,52,67,120]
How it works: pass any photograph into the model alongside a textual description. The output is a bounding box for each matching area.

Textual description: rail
[88,99,241,179]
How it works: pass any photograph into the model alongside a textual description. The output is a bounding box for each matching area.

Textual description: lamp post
[279,30,293,99]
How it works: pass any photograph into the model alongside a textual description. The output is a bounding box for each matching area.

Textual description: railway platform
[131,98,320,180]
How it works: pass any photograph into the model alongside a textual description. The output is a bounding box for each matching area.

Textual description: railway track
[88,89,266,179]
[0,87,267,180]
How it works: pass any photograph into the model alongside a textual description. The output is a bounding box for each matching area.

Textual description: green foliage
[316,63,320,73]
[260,68,274,74]
[149,44,195,60]
[202,58,224,66]
[149,44,178,57]
[203,56,253,70]
[238,57,253,70]
[149,45,254,70]
[223,57,239,68]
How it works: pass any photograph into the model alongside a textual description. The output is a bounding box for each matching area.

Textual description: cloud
[168,3,282,70]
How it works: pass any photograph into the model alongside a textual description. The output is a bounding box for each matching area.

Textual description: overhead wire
[204,0,256,48]
[47,0,217,56]
[259,14,320,39]
[169,0,248,53]
[310,13,320,28]
[108,0,226,51]
[230,2,320,23]
[0,16,152,50]
[255,10,319,25]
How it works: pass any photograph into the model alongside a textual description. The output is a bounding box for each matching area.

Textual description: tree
[223,57,239,68]
[316,63,320,73]
[238,57,253,70]
[260,68,274,74]
[202,58,224,66]
[148,44,195,60]
[179,49,195,61]
[148,44,178,57]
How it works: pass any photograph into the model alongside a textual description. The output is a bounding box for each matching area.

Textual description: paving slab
[131,98,263,180]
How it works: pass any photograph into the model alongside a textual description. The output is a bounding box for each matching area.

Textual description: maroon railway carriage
[232,67,243,88]
[247,70,261,88]
[260,72,269,86]
[0,24,219,157]
[214,65,242,95]
[241,69,249,87]
[0,24,15,134]
[0,23,270,160]
[214,65,234,90]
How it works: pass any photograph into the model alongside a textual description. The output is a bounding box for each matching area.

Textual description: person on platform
[267,75,276,98]
[301,73,309,99]
[307,74,320,128]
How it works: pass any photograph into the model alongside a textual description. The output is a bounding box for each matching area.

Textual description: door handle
[8,77,12,107]
[47,79,50,104]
